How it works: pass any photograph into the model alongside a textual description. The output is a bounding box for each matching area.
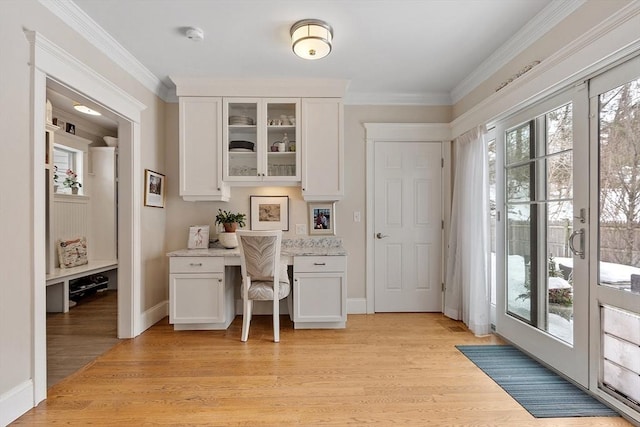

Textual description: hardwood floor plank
[14,312,632,426]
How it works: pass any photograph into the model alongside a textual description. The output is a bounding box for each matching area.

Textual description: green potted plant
[215,209,246,233]
[63,168,82,194]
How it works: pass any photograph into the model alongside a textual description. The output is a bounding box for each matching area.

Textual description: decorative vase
[218,232,238,249]
[72,187,79,195]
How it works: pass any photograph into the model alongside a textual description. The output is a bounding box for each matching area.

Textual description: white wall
[0,1,165,423]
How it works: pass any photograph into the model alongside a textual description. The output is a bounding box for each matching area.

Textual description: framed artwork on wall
[250,195,289,231]
[144,169,165,208]
[309,202,335,235]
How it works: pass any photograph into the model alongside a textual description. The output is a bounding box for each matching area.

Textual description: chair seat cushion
[246,259,290,300]
[248,280,291,300]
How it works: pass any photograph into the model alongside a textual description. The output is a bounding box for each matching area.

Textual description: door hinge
[441,158,444,168]
[441,220,444,230]
[441,283,445,291]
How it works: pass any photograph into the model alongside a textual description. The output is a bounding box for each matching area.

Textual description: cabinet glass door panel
[266,101,298,180]
[226,101,259,179]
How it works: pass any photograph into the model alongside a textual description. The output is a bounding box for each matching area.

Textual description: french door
[589,56,640,412]
[495,87,590,387]
[496,56,640,419]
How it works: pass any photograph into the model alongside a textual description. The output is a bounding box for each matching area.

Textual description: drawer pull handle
[189,262,203,267]
[313,262,326,266]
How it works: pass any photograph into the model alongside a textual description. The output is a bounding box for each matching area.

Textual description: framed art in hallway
[309,202,335,235]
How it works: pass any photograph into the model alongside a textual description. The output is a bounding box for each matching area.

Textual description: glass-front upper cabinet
[223,98,300,183]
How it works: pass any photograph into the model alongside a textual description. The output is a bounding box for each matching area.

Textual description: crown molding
[451,1,640,137]
[450,0,586,104]
[344,91,452,106]
[38,0,171,101]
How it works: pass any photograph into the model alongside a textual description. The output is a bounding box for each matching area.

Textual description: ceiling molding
[39,0,171,101]
[450,1,640,138]
[450,0,586,104]
[344,91,452,106]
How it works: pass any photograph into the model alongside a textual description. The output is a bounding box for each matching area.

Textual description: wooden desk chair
[236,230,291,342]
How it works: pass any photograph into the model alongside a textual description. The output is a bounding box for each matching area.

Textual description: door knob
[376,233,388,239]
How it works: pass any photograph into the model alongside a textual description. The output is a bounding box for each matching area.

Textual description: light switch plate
[296,224,307,235]
[353,211,361,222]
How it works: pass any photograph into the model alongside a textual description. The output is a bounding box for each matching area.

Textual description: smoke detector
[185,27,204,42]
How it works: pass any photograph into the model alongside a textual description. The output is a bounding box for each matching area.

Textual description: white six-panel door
[374,142,442,312]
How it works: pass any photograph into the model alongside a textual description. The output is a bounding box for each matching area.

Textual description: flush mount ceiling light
[73,103,101,116]
[290,19,333,60]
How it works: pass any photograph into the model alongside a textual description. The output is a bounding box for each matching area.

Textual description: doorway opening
[45,82,120,387]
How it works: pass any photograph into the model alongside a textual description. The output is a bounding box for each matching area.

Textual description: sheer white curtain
[444,126,491,336]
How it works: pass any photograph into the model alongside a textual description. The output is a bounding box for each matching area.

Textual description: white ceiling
[60,0,580,106]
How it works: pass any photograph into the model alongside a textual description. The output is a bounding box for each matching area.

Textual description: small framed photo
[250,196,289,231]
[188,225,210,249]
[309,202,335,235]
[65,122,76,135]
[144,169,165,208]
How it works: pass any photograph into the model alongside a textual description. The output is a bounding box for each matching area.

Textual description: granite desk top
[167,236,347,257]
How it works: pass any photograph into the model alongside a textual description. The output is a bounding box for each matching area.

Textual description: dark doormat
[456,345,620,418]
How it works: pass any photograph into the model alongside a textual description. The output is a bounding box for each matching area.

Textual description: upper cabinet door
[223,97,300,184]
[179,97,229,201]
[301,98,344,201]
[264,98,301,182]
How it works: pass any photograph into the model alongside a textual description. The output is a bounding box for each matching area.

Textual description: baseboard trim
[141,300,168,331]
[0,379,33,426]
[347,298,367,314]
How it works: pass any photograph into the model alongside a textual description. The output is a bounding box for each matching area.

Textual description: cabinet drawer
[294,256,346,273]
[170,257,224,273]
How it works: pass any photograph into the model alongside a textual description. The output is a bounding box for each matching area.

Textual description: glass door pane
[227,101,258,179]
[595,72,640,411]
[504,104,575,344]
[598,76,640,292]
[266,101,297,179]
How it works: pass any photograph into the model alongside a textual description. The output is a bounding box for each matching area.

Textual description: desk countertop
[167,236,347,257]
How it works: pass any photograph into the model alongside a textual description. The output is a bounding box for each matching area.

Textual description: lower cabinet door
[293,272,346,323]
[170,273,224,323]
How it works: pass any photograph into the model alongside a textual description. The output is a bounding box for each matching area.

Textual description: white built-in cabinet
[178,97,230,201]
[89,147,118,260]
[45,123,60,274]
[169,257,235,329]
[301,98,344,201]
[223,98,301,184]
[173,79,345,201]
[293,255,347,328]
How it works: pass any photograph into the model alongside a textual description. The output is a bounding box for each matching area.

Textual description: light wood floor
[16,312,632,426]
[46,289,119,387]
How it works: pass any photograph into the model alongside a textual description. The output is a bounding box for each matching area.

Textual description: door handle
[568,228,585,259]
[376,233,389,239]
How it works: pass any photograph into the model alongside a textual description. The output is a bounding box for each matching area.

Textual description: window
[53,145,82,194]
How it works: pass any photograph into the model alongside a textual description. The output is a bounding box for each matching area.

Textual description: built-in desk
[167,237,347,330]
